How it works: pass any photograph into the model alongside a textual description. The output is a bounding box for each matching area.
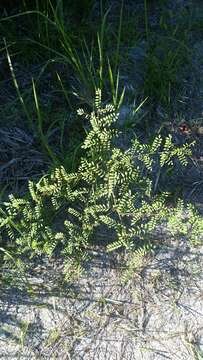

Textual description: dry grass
[0,127,48,196]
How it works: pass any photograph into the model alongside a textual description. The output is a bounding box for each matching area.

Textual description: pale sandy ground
[0,237,202,360]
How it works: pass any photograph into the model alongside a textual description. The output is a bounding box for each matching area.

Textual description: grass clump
[0,90,202,282]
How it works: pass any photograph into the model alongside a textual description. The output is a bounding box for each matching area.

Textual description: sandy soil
[0,237,202,360]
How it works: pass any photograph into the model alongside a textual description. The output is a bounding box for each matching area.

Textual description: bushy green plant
[0,90,202,281]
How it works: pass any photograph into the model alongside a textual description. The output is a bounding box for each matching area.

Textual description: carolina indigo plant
[0,90,202,281]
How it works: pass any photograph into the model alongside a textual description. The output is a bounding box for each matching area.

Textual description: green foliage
[0,90,202,281]
[143,6,191,110]
[167,200,203,246]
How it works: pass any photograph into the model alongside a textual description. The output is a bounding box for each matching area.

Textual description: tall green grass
[0,0,127,169]
[0,0,194,145]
